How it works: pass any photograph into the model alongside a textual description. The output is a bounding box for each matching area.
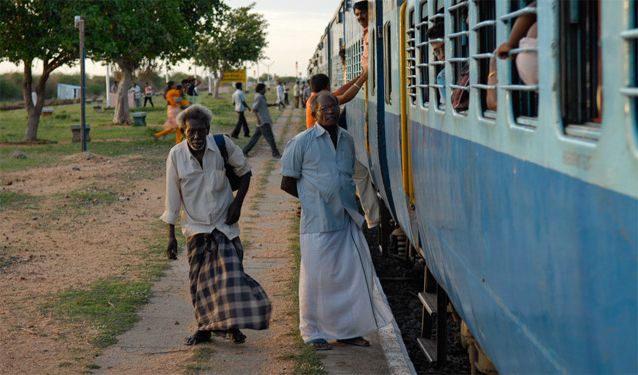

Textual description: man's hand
[225,200,242,224]
[166,237,178,260]
[495,42,514,60]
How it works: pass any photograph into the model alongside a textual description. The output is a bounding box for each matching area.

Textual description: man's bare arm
[280,176,298,198]
[166,224,178,260]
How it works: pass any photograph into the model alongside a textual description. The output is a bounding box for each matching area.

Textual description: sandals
[337,337,370,347]
[228,328,246,344]
[184,330,212,346]
[308,339,332,351]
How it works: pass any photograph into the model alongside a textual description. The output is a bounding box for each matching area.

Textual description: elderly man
[161,104,271,346]
[280,93,393,351]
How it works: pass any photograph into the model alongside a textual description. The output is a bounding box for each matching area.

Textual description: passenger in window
[427,21,446,102]
[495,1,538,86]
[486,57,498,110]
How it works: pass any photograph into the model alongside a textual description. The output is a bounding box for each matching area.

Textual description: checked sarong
[186,229,271,331]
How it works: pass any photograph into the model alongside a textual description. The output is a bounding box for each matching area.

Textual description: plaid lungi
[186,229,271,331]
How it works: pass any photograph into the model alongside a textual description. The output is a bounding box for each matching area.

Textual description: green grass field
[0,89,282,171]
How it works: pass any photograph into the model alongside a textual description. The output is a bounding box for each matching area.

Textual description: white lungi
[299,214,393,342]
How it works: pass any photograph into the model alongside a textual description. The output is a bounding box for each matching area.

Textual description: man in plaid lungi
[161,104,272,345]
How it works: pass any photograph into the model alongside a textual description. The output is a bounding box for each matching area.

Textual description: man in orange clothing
[305,72,367,129]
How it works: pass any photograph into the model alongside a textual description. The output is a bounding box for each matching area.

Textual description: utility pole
[75,16,86,152]
[295,61,298,80]
[105,63,111,108]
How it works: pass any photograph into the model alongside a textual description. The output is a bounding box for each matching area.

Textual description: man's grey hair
[310,91,339,118]
[176,104,213,133]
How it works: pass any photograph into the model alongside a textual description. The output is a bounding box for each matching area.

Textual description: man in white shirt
[161,104,271,346]
[231,82,250,138]
[280,93,392,351]
[293,81,300,108]
[276,81,285,110]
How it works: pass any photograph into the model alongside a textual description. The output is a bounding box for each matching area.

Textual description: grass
[181,347,215,374]
[0,90,282,172]
[0,191,41,211]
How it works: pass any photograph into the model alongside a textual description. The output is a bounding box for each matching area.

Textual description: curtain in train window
[407,9,417,106]
[418,1,430,107]
[560,0,601,138]
[384,21,392,104]
[449,0,469,113]
[472,0,496,117]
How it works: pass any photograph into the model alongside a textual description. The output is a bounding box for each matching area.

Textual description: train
[308,0,638,374]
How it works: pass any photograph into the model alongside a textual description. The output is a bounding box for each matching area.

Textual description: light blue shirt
[437,68,446,101]
[281,124,365,234]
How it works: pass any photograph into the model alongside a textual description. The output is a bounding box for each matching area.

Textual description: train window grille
[501,0,539,127]
[429,11,445,110]
[417,0,430,108]
[385,21,393,104]
[621,0,638,135]
[470,0,496,119]
[560,0,602,140]
[407,8,418,106]
[448,0,470,114]
[346,40,363,82]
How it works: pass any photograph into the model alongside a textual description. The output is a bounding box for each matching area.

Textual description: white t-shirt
[232,89,247,112]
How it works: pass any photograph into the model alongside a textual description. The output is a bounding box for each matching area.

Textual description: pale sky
[0,0,341,80]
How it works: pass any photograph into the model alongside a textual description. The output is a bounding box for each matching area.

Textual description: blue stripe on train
[409,120,638,374]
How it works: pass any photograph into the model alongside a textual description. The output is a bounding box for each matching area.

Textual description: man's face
[315,95,340,128]
[185,119,208,151]
[431,41,445,61]
[354,8,368,28]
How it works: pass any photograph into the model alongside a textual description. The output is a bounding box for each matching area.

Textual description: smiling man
[161,104,271,346]
[280,93,393,351]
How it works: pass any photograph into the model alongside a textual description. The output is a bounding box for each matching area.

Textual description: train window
[407,9,417,106]
[560,0,601,140]
[417,0,430,107]
[471,0,496,119]
[621,0,638,134]
[448,0,470,114]
[384,21,392,104]
[429,10,445,110]
[500,0,538,127]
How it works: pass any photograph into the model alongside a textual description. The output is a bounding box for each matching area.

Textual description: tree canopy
[194,3,268,98]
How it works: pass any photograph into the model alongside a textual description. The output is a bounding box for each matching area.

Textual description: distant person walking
[293,81,300,108]
[302,81,311,107]
[161,104,272,346]
[242,83,281,159]
[276,82,285,110]
[154,81,189,143]
[143,82,154,108]
[283,83,289,105]
[231,82,250,138]
[133,83,142,108]
[280,92,393,351]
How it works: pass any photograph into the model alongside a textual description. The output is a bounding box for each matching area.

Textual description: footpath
[94,107,415,375]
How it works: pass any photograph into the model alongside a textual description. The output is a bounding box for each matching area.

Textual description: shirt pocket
[337,149,354,177]
[209,169,228,192]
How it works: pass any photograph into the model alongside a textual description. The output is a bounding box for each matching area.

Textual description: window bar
[499,6,537,22]
[472,53,495,60]
[472,83,496,90]
[501,84,539,92]
[448,1,469,11]
[471,20,496,31]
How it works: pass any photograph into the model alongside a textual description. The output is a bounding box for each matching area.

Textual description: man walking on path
[280,93,393,351]
[293,81,300,108]
[143,82,154,107]
[161,104,272,346]
[243,83,282,159]
[231,82,250,138]
[276,81,285,110]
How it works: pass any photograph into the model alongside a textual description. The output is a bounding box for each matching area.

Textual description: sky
[0,0,341,80]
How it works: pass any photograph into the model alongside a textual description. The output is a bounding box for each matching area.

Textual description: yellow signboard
[219,69,246,85]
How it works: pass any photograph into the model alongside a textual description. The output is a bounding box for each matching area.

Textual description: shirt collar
[314,123,343,139]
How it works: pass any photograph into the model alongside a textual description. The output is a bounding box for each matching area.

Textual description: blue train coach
[309,0,637,374]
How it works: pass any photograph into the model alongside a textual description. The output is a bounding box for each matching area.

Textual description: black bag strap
[213,134,229,163]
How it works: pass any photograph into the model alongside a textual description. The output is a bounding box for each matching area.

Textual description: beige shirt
[160,134,251,239]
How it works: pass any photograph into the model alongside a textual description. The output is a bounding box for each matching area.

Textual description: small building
[57,83,81,99]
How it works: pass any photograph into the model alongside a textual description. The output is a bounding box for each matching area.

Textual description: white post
[165,60,169,83]
[208,68,213,96]
[105,63,111,108]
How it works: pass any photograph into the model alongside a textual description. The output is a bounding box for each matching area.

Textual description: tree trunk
[113,64,133,125]
[23,61,48,142]
[212,69,224,99]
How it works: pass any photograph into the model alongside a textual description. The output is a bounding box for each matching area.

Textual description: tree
[86,0,227,124]
[194,3,268,99]
[0,0,95,142]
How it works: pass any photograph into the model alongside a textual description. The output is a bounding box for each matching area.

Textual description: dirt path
[0,107,303,374]
[93,107,302,375]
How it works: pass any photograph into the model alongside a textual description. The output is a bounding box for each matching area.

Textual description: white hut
[57,83,81,99]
